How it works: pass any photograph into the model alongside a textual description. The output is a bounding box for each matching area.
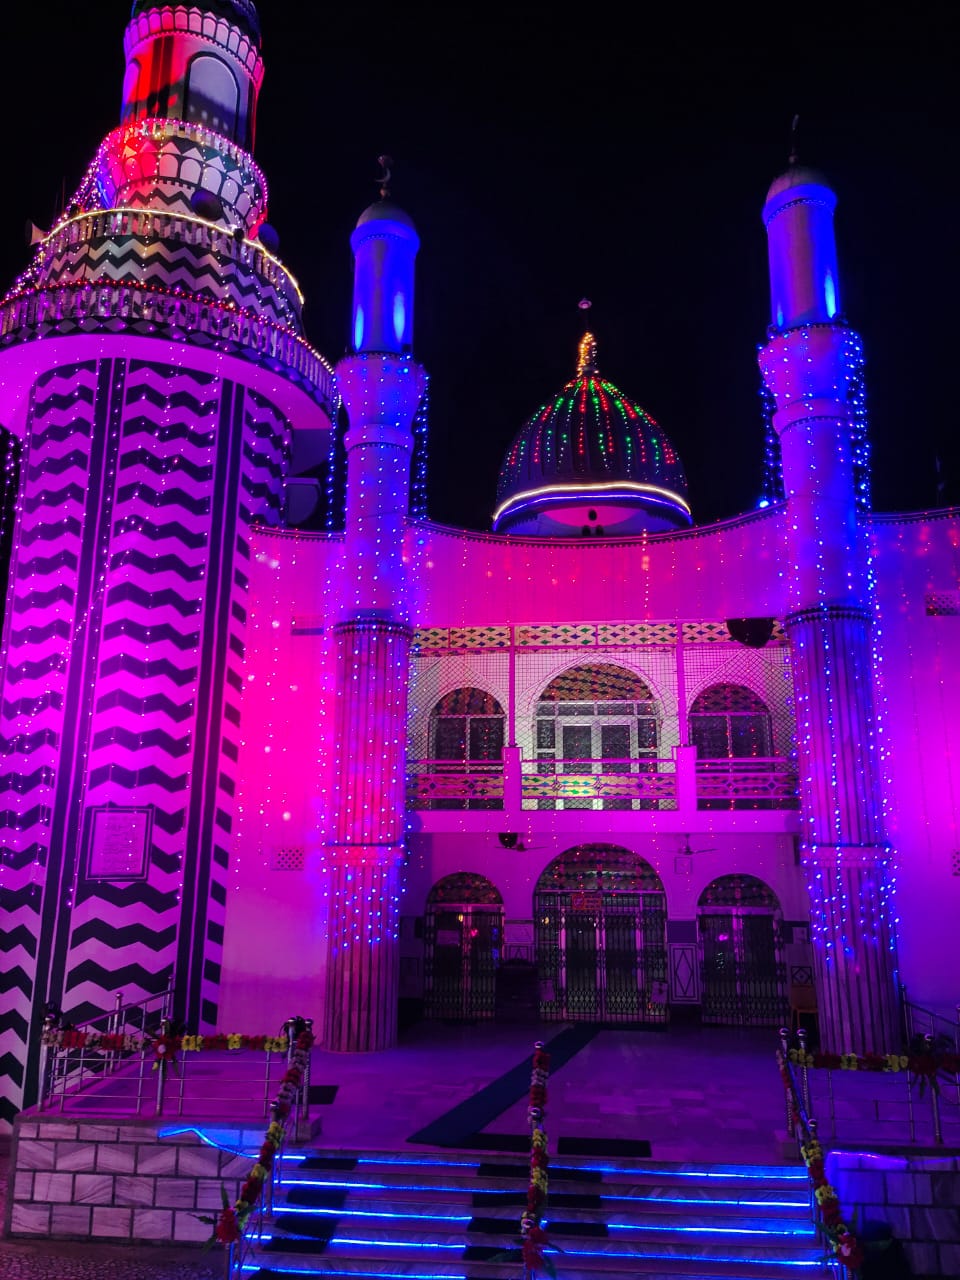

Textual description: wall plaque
[86,806,152,880]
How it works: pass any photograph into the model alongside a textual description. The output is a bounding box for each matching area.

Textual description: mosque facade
[0,0,957,1125]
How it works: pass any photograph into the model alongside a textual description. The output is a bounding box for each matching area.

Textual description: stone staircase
[239,1147,834,1278]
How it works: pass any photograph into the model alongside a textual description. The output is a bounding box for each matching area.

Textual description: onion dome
[765,163,831,204]
[130,1,261,46]
[493,333,692,537]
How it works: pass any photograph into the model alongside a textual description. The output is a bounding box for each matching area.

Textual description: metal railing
[521,756,677,810]
[695,757,800,807]
[900,986,960,1052]
[38,1000,314,1127]
[37,986,175,1113]
[406,752,799,811]
[781,1026,960,1150]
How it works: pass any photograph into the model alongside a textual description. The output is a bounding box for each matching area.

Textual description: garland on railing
[778,1049,864,1273]
[799,1133,864,1273]
[200,1026,316,1249]
[788,1047,960,1095]
[521,1042,554,1279]
[41,1028,290,1054]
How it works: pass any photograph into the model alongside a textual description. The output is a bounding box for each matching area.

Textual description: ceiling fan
[497,832,547,852]
[677,833,717,858]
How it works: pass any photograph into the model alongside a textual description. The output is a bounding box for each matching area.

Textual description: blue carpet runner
[406,1024,598,1147]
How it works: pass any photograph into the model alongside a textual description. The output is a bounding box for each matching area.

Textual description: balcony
[407,750,799,814]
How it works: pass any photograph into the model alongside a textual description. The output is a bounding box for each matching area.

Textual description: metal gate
[534,890,668,1024]
[423,903,503,1021]
[698,908,786,1025]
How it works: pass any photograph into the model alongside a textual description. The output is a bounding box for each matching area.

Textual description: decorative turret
[762,164,841,331]
[494,332,691,536]
[122,2,263,152]
[350,163,419,356]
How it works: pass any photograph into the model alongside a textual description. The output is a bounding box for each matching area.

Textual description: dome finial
[376,155,393,200]
[577,328,598,378]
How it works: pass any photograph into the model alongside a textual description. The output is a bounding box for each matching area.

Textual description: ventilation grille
[926,592,960,616]
[272,845,304,871]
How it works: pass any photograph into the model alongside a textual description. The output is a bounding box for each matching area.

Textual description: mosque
[0,0,957,1127]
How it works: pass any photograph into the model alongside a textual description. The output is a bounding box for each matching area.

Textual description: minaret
[325,169,426,1051]
[0,2,334,1123]
[758,158,899,1052]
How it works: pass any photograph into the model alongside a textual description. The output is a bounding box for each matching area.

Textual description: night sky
[3,4,956,531]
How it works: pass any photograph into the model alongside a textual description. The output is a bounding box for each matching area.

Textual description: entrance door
[535,891,667,1023]
[699,909,785,1025]
[423,904,502,1020]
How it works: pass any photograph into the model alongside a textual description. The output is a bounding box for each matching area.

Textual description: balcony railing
[696,757,800,809]
[407,753,799,812]
[521,757,676,810]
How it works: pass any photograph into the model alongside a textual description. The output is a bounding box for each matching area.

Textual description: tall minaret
[758,158,899,1053]
[325,173,426,1050]
[0,2,334,1123]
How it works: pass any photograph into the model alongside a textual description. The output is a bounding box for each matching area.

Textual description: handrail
[777,1029,863,1276]
[222,1018,315,1278]
[900,985,960,1052]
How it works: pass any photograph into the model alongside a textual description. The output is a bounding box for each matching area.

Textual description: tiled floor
[300,1020,794,1164]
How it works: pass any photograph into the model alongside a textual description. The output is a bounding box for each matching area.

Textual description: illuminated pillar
[759,164,899,1053]
[326,197,425,1051]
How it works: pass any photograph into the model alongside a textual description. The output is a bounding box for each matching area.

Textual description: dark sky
[3,5,956,530]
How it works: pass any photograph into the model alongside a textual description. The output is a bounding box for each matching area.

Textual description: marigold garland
[201,1027,315,1250]
[521,1042,553,1278]
[41,1028,290,1055]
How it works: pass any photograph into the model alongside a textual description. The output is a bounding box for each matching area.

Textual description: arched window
[535,664,659,810]
[689,683,772,759]
[428,688,505,810]
[185,54,240,137]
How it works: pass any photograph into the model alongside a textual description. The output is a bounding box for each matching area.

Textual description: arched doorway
[424,873,503,1021]
[689,683,775,810]
[697,874,786,1025]
[534,844,667,1023]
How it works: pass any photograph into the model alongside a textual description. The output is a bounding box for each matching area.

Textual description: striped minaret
[0,2,335,1124]
[758,160,899,1053]
[326,187,426,1051]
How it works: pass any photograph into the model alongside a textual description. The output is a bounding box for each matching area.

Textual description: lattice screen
[408,652,511,758]
[681,642,796,757]
[408,626,796,762]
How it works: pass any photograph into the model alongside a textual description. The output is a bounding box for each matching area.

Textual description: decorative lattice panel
[598,622,677,646]
[517,623,597,647]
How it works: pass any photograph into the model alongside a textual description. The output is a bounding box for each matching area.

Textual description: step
[243,1147,831,1279]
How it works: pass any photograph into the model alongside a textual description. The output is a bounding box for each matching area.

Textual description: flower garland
[778,1049,863,1274]
[788,1046,959,1086]
[800,1135,864,1273]
[521,1042,553,1279]
[41,1028,290,1054]
[202,1027,315,1249]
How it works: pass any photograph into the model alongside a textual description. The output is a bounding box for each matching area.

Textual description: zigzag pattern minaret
[0,2,335,1124]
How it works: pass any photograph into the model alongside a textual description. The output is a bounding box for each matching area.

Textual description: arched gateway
[697,874,786,1025]
[423,873,504,1021]
[534,844,668,1023]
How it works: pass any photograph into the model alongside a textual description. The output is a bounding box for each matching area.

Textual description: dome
[130,1,261,45]
[493,334,692,537]
[765,163,831,203]
[356,198,417,231]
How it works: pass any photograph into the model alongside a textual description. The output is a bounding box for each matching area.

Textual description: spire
[788,113,800,167]
[576,331,598,377]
